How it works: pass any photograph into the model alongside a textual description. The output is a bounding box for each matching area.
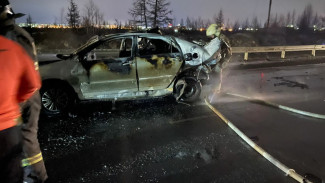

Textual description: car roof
[73,33,173,55]
[100,32,170,40]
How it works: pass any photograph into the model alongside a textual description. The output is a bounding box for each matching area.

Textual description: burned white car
[39,33,221,115]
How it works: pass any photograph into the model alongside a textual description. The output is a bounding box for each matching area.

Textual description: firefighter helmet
[0,0,24,20]
[206,24,221,37]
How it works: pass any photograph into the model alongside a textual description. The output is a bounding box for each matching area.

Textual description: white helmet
[206,24,221,37]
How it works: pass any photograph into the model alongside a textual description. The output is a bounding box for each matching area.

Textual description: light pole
[266,0,272,28]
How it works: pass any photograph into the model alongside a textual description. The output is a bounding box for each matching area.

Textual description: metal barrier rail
[232,45,325,61]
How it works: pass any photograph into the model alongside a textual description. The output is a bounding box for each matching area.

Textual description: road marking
[169,114,216,124]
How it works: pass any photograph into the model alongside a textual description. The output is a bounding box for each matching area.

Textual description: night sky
[10,0,325,25]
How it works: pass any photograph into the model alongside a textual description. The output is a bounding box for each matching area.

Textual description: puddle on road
[273,77,309,89]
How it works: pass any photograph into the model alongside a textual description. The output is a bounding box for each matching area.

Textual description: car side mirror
[184,53,193,61]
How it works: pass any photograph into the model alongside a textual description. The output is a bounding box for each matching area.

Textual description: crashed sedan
[38,33,221,115]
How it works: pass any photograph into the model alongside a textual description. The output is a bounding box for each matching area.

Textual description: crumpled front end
[174,37,221,67]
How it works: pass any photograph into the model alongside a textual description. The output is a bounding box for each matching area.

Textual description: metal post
[267,0,272,29]
[281,51,286,59]
[244,52,249,61]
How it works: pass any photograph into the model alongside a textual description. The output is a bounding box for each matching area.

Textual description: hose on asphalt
[225,92,325,120]
[205,99,313,183]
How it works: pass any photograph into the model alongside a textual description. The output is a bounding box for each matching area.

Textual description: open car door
[79,37,138,99]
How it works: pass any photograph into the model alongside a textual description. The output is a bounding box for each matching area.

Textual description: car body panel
[38,33,222,102]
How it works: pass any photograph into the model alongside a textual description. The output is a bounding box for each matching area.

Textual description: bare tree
[26,14,33,27]
[242,18,250,29]
[285,12,291,26]
[148,0,172,27]
[278,14,285,27]
[82,0,104,31]
[233,20,240,31]
[270,14,279,28]
[83,0,96,27]
[197,16,204,29]
[66,0,80,28]
[186,16,191,29]
[54,16,58,25]
[204,18,212,28]
[192,18,198,30]
[291,9,296,25]
[173,16,177,26]
[115,18,122,29]
[312,13,320,27]
[251,16,260,29]
[214,9,224,26]
[225,18,231,29]
[298,3,313,30]
[60,7,65,25]
[129,0,149,28]
[321,16,325,27]
[180,18,184,27]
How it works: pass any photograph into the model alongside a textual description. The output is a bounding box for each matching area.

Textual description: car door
[78,37,138,99]
[136,36,183,91]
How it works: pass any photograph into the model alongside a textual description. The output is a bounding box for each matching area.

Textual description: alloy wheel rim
[41,89,69,112]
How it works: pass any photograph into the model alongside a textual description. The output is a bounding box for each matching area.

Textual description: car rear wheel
[40,83,75,116]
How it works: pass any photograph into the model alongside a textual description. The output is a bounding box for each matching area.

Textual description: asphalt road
[212,61,325,182]
[38,60,325,183]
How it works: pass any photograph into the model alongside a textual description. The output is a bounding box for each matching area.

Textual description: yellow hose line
[205,99,312,183]
[226,92,325,120]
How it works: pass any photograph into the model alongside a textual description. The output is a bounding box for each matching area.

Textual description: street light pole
[266,0,272,28]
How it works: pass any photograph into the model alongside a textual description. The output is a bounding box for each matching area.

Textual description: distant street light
[266,0,272,28]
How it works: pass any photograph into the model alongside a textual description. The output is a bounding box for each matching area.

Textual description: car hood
[37,53,65,65]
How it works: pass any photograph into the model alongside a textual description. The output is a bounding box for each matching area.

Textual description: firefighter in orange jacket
[0,35,41,183]
[0,1,48,182]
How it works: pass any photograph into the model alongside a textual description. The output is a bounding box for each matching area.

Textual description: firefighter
[205,24,232,101]
[0,1,48,182]
[0,35,41,183]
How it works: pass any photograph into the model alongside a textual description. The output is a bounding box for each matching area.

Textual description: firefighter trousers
[21,91,48,182]
[0,125,23,183]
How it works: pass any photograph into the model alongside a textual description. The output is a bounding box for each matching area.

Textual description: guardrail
[232,45,325,61]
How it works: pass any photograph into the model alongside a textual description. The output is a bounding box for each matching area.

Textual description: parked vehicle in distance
[38,33,221,115]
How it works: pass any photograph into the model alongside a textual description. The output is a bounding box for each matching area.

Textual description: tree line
[63,0,172,30]
[27,0,325,32]
[182,4,325,31]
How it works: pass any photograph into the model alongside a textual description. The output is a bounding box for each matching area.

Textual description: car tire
[175,78,202,103]
[40,82,75,116]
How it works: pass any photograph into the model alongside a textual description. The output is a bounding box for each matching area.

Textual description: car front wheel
[40,83,74,116]
[175,78,202,103]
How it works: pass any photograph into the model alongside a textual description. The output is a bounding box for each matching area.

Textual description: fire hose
[205,99,313,183]
[225,92,325,120]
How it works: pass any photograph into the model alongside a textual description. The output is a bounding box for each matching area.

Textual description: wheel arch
[41,78,78,99]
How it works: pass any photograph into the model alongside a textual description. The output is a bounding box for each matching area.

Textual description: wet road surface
[38,61,325,183]
[210,62,325,181]
[39,100,296,183]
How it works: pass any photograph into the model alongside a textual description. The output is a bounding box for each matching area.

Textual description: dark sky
[11,0,325,25]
